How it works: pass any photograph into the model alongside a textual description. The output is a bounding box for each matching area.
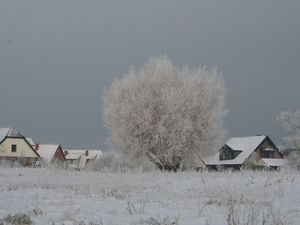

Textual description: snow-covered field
[0,168,299,225]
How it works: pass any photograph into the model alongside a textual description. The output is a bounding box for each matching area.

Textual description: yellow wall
[193,153,206,169]
[0,138,38,158]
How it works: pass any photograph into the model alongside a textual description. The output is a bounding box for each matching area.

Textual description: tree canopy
[103,56,226,170]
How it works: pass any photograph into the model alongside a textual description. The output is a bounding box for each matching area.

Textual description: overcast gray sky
[0,0,299,149]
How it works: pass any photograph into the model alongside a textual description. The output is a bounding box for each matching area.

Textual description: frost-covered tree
[103,56,226,171]
[277,109,300,169]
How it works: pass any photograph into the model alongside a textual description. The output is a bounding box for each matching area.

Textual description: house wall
[193,153,206,169]
[244,151,259,168]
[259,139,282,159]
[52,147,66,163]
[244,138,282,168]
[67,159,79,165]
[0,137,38,158]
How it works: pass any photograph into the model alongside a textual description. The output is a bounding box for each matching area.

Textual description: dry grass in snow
[0,168,299,225]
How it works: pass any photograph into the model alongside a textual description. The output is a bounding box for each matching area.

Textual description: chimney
[35,143,39,151]
[85,150,89,157]
[64,150,69,156]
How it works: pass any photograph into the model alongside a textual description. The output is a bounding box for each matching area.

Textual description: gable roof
[0,128,10,142]
[25,138,35,146]
[206,135,267,165]
[37,144,62,163]
[64,149,86,160]
[87,150,103,160]
[0,127,23,143]
[0,127,40,158]
[64,149,103,160]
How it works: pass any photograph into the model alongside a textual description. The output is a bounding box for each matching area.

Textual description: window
[220,151,235,160]
[220,146,241,160]
[261,151,273,158]
[11,144,17,152]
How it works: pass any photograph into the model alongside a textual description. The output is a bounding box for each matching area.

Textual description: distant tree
[277,109,300,169]
[103,56,226,171]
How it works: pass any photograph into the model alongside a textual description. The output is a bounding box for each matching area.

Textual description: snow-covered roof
[87,150,103,160]
[206,135,267,165]
[0,127,23,143]
[0,128,10,143]
[64,149,103,160]
[261,158,288,167]
[64,150,85,160]
[26,137,35,146]
[37,144,60,163]
[0,128,39,158]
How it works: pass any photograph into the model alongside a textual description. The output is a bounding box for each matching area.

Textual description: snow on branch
[103,56,226,171]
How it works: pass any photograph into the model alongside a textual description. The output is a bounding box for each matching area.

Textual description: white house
[64,149,103,169]
[35,144,66,166]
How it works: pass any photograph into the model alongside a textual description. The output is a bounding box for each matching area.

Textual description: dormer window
[220,145,242,160]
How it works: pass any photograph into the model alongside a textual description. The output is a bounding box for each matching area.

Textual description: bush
[1,213,33,225]
[89,152,156,172]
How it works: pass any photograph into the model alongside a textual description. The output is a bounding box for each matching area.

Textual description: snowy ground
[0,168,299,225]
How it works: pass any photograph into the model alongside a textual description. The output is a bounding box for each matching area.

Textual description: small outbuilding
[35,144,66,166]
[64,149,103,170]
